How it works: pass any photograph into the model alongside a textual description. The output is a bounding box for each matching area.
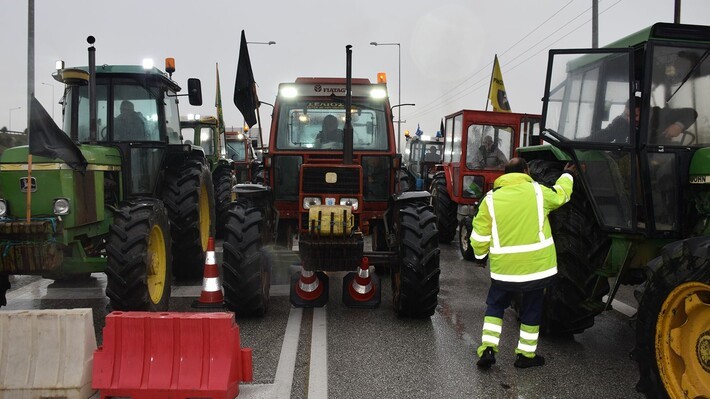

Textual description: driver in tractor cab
[474,135,507,169]
[424,145,440,162]
[114,100,146,140]
[315,114,343,148]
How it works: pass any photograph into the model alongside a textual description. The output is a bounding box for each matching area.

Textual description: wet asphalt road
[3,239,645,399]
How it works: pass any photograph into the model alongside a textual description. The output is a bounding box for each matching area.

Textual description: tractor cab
[402,132,444,190]
[539,22,710,237]
[55,62,202,198]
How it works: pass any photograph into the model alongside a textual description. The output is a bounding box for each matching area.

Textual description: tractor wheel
[458,217,475,261]
[633,237,710,399]
[430,177,457,243]
[223,199,271,316]
[163,158,216,280]
[528,160,611,335]
[105,200,172,311]
[391,203,440,318]
[0,274,9,307]
[213,166,235,238]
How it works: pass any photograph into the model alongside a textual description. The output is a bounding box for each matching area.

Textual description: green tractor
[180,115,237,237]
[521,23,710,397]
[0,43,215,310]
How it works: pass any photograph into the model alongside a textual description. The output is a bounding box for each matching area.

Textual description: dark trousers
[484,284,544,326]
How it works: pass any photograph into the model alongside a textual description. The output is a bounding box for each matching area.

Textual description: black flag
[29,95,87,171]
[234,30,258,128]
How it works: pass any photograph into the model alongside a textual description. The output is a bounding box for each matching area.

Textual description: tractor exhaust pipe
[87,36,97,144]
[343,45,353,165]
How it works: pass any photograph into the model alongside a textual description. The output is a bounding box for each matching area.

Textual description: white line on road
[602,295,637,317]
[5,278,51,301]
[308,307,328,399]
[273,306,303,398]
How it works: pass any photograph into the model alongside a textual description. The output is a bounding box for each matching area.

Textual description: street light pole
[370,42,402,153]
[9,106,22,132]
[41,82,55,120]
[247,41,276,45]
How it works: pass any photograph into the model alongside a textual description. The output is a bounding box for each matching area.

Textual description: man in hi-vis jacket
[470,157,576,369]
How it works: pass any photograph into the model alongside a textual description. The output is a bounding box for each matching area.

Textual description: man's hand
[563,162,577,177]
[663,122,684,139]
[473,255,488,268]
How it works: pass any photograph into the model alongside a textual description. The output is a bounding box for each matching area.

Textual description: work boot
[514,354,545,368]
[476,347,496,369]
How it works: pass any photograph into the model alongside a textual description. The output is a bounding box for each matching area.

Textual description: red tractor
[431,110,541,259]
[221,48,440,317]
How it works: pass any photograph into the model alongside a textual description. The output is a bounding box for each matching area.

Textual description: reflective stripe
[471,231,491,242]
[490,266,558,283]
[481,334,500,346]
[475,253,489,260]
[533,183,546,242]
[483,322,502,334]
[519,330,539,341]
[517,342,537,353]
[489,236,555,254]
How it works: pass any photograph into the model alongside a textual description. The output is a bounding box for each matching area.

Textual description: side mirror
[187,78,202,106]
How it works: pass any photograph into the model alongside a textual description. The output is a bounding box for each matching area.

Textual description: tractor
[221,47,440,317]
[401,132,444,191]
[225,127,262,184]
[180,115,237,237]
[430,110,540,259]
[0,41,215,311]
[519,22,710,398]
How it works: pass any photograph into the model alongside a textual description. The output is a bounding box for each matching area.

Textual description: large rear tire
[223,199,271,316]
[633,237,710,399]
[213,165,235,238]
[163,158,216,280]
[430,177,457,243]
[106,200,172,311]
[528,160,611,335]
[392,203,440,318]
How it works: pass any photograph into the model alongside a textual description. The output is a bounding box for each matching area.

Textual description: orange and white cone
[192,237,224,309]
[342,257,380,308]
[290,265,329,308]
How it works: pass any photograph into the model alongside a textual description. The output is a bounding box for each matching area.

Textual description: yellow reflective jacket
[470,172,574,283]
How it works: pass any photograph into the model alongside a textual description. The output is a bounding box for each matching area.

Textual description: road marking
[5,278,51,301]
[308,307,328,399]
[273,306,303,398]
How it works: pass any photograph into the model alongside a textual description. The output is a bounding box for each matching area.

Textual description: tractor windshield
[63,78,180,143]
[274,99,389,151]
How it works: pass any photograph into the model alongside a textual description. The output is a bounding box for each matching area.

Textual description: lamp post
[9,106,21,132]
[370,41,402,152]
[41,81,55,120]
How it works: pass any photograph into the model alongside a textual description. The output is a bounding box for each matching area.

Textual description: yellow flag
[489,55,511,112]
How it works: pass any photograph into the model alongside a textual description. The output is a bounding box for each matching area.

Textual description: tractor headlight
[0,199,7,217]
[53,198,71,215]
[303,197,321,209]
[339,197,359,211]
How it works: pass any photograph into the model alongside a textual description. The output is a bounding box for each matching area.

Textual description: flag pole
[26,0,35,223]
[485,55,497,112]
[255,94,264,151]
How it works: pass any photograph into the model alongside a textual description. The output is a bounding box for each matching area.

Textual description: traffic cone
[342,257,380,308]
[192,237,225,309]
[290,265,329,308]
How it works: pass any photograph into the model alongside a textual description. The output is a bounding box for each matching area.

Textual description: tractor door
[543,48,638,232]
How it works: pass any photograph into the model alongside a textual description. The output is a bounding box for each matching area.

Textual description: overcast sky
[1,0,709,140]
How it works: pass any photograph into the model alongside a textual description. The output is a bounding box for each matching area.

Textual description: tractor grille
[301,167,361,195]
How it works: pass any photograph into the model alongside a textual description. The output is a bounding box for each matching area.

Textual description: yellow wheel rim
[146,224,167,304]
[655,281,710,398]
[199,182,210,251]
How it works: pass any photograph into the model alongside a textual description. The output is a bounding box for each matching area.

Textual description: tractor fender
[233,183,272,201]
[393,190,431,204]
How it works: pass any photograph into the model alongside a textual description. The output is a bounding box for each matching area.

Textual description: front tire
[105,200,172,311]
[163,158,216,280]
[430,177,457,243]
[633,237,710,399]
[223,199,271,316]
[213,165,235,238]
[391,203,440,318]
[458,217,475,261]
